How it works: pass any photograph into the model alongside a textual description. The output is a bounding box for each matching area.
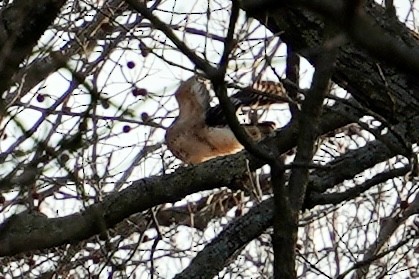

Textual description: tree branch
[174,198,274,279]
[241,0,419,78]
[125,0,217,77]
[309,166,411,206]
[240,0,419,123]
[0,0,67,113]
[174,138,415,278]
[210,0,276,165]
[272,34,337,278]
[0,98,356,256]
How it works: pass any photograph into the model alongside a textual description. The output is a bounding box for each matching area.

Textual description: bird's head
[174,76,210,111]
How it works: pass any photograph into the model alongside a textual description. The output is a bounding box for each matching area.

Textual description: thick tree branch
[0,156,249,256]
[175,139,415,278]
[0,109,414,257]
[308,138,400,194]
[288,42,337,209]
[309,166,411,206]
[0,99,356,256]
[174,114,417,278]
[241,0,419,123]
[272,37,337,278]
[351,189,419,279]
[241,0,419,78]
[174,198,274,279]
[0,0,66,113]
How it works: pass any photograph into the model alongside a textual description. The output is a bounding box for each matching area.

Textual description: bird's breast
[166,121,243,164]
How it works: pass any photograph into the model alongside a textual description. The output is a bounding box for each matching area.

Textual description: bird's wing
[205,80,287,127]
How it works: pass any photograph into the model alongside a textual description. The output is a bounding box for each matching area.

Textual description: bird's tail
[230,80,290,108]
[242,121,276,141]
[205,80,288,127]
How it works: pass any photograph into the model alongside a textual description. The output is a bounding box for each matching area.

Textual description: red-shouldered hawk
[165,76,286,164]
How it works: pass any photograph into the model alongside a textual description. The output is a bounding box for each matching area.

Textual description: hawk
[165,76,287,164]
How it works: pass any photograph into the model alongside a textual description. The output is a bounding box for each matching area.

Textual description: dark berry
[36,94,45,102]
[138,88,148,96]
[122,125,131,133]
[127,61,135,69]
[132,87,148,97]
[141,112,149,122]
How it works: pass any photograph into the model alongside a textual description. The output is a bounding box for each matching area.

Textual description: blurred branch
[338,235,414,279]
[350,190,419,279]
[126,0,217,77]
[285,48,301,117]
[240,0,419,124]
[6,0,125,107]
[0,0,67,113]
[288,39,337,210]
[272,35,337,278]
[309,166,411,206]
[241,0,419,77]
